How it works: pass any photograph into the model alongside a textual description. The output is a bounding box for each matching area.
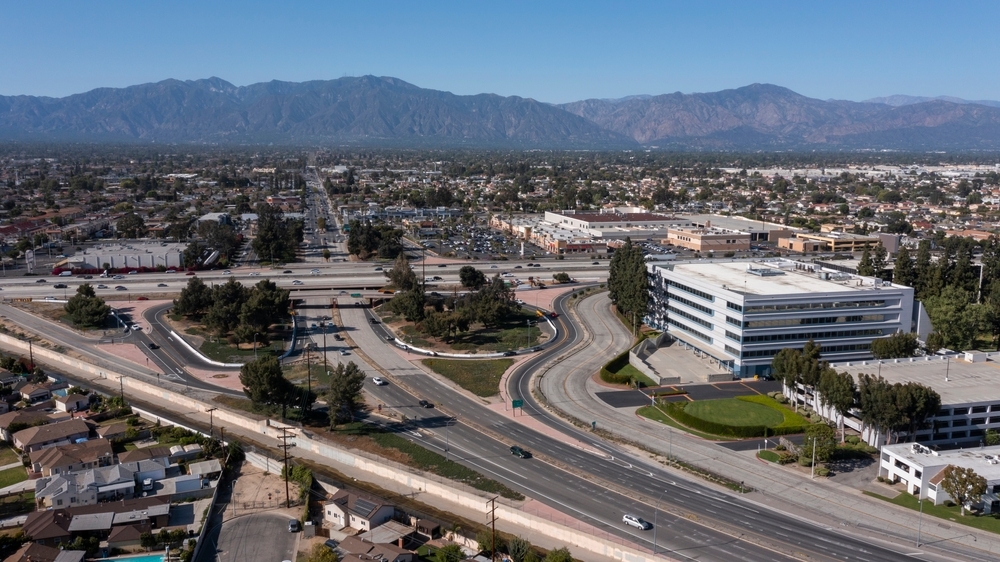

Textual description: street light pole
[917,497,924,546]
[652,489,666,555]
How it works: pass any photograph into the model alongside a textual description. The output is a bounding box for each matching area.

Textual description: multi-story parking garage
[646,258,915,377]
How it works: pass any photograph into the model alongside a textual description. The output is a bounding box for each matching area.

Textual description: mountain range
[3,76,1000,150]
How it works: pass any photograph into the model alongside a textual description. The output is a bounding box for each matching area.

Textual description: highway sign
[350,293,362,298]
[511,399,523,408]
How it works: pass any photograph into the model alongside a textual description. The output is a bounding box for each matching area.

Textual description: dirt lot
[227,460,303,523]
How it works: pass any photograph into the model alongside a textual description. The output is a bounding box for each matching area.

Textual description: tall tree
[63,284,111,328]
[857,245,874,276]
[923,286,980,350]
[892,245,915,287]
[913,240,933,298]
[871,242,888,278]
[327,361,366,425]
[802,423,837,464]
[608,238,648,331]
[939,465,987,516]
[817,369,856,442]
[869,332,919,359]
[771,348,803,411]
[386,254,418,291]
[239,356,293,406]
[252,203,303,264]
[173,277,213,316]
[507,537,532,562]
[459,265,487,290]
[116,212,147,238]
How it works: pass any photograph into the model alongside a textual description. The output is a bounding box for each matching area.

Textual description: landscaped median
[421,358,514,398]
[639,394,809,439]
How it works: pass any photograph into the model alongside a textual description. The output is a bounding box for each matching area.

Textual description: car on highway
[165,269,176,274]
[115,286,127,291]
[369,318,379,324]
[339,350,349,355]
[526,263,533,267]
[502,351,517,357]
[432,276,442,281]
[53,283,68,289]
[292,280,303,285]
[35,278,47,283]
[113,275,125,280]
[310,323,318,329]
[374,267,383,271]
[622,514,651,530]
[283,270,293,274]
[127,271,138,275]
[418,399,434,408]
[147,343,159,350]
[490,265,498,268]
[82,275,93,279]
[310,269,320,275]
[510,446,531,459]
[185,271,196,275]
[222,270,231,275]
[157,283,168,288]
[514,265,522,269]
[249,272,261,276]
[592,261,600,265]
[137,296,148,301]
[97,284,108,289]
[437,263,447,267]
[130,324,141,331]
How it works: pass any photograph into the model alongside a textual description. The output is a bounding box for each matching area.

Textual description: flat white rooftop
[659,260,894,296]
[882,442,1000,480]
[832,355,1000,406]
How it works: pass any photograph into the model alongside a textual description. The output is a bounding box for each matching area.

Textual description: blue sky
[1,1,997,103]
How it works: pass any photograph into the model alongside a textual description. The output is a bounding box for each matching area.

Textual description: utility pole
[278,428,294,507]
[486,496,498,562]
[305,344,312,419]
[118,376,125,404]
[321,317,328,377]
[27,339,34,370]
[206,408,217,440]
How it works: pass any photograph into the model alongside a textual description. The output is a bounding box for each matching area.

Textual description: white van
[59,271,73,276]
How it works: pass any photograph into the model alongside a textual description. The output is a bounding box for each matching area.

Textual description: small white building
[880,442,1000,513]
[324,490,394,531]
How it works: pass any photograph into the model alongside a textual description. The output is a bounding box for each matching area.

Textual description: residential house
[21,510,73,547]
[55,393,89,413]
[324,490,394,531]
[6,542,84,562]
[188,459,222,480]
[117,445,171,465]
[96,422,128,441]
[13,418,90,453]
[17,383,52,404]
[35,463,137,508]
[106,520,152,550]
[0,409,65,442]
[29,438,114,476]
[338,536,415,562]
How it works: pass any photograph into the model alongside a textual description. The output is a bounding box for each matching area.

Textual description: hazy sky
[2,1,997,103]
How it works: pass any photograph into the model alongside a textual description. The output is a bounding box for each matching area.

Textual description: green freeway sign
[512,399,523,409]
[350,293,362,298]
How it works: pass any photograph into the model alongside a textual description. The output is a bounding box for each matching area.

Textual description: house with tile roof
[13,418,90,453]
[29,437,113,476]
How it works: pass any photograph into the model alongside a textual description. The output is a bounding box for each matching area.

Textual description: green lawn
[609,362,657,388]
[396,310,543,353]
[0,447,19,466]
[421,358,514,398]
[757,450,780,463]
[199,339,266,363]
[863,491,1000,535]
[684,399,784,427]
[736,395,811,429]
[0,491,34,517]
[0,466,27,489]
[636,404,727,440]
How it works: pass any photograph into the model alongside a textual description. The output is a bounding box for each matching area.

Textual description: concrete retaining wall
[6,331,663,561]
[628,333,680,385]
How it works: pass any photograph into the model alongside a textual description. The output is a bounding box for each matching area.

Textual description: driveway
[214,512,298,562]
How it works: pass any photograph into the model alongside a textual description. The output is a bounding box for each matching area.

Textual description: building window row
[727,301,743,312]
[726,315,743,327]
[666,279,715,302]
[667,318,713,343]
[667,306,713,329]
[934,417,1000,426]
[724,345,740,357]
[740,342,870,359]
[939,405,1000,416]
[725,330,742,342]
[742,328,884,343]
[668,292,714,315]
[745,314,885,329]
[744,300,886,314]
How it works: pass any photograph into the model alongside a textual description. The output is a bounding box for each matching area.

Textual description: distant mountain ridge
[863,94,1000,108]
[3,77,1000,150]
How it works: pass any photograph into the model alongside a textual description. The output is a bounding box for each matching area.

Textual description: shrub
[777,452,798,465]
[774,444,786,451]
[846,435,861,445]
[599,350,633,385]
[815,466,831,477]
[877,476,885,483]
[798,455,813,467]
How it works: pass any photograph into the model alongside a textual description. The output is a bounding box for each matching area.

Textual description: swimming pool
[96,555,164,562]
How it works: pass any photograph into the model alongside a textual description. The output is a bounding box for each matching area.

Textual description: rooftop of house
[117,445,172,464]
[13,418,90,447]
[30,437,113,469]
[327,489,391,520]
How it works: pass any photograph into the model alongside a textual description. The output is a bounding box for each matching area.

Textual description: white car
[248,272,261,276]
[131,324,142,331]
[622,514,651,530]
[310,269,321,275]
[292,280,303,285]
[372,377,387,386]
[223,270,232,275]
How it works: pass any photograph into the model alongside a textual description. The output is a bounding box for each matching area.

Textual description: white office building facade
[646,260,915,378]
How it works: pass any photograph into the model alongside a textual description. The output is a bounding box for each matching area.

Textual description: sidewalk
[543,292,999,559]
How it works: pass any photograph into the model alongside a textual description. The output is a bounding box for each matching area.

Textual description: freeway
[323,296,944,561]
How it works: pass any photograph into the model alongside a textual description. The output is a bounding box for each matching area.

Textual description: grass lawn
[333,422,523,500]
[394,309,543,353]
[0,491,34,517]
[863,490,1000,535]
[757,450,780,463]
[199,339,262,363]
[684,399,784,427]
[421,358,514,397]
[0,447,19,466]
[285,363,332,388]
[0,466,27,489]
[636,404,728,440]
[609,362,657,388]
[737,395,811,429]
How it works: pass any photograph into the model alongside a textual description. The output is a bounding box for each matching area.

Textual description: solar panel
[353,498,377,515]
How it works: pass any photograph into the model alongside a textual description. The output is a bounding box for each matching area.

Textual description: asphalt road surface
[213,512,298,562]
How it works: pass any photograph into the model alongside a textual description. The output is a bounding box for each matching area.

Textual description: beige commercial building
[665,226,751,252]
